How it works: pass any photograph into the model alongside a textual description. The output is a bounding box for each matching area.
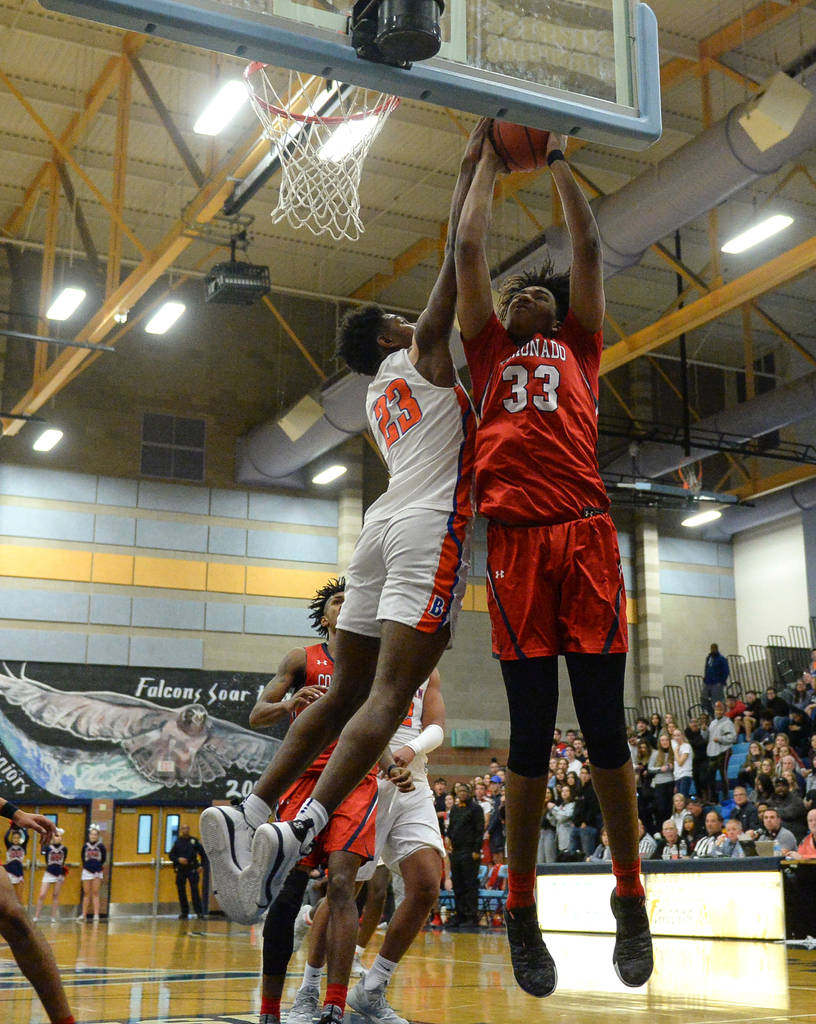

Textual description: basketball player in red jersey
[249,578,383,1024]
[454,127,652,993]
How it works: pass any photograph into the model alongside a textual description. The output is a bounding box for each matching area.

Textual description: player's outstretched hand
[15,810,57,840]
[463,117,491,166]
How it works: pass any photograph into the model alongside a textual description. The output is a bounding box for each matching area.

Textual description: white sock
[243,794,273,829]
[363,954,398,992]
[300,963,323,991]
[294,798,329,844]
[354,945,365,958]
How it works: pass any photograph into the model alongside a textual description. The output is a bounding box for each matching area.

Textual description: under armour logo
[494,570,505,579]
[317,659,329,665]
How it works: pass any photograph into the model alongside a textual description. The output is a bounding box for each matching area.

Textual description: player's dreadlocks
[336,302,386,376]
[308,577,346,638]
[496,254,571,328]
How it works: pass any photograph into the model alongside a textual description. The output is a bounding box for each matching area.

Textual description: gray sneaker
[200,805,256,924]
[347,980,408,1024]
[286,986,320,1024]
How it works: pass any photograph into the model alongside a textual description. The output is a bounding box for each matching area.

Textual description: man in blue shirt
[703,644,729,711]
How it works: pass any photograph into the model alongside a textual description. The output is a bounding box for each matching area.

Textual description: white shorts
[42,872,63,884]
[81,869,103,882]
[338,509,471,640]
[6,873,22,885]
[357,775,445,882]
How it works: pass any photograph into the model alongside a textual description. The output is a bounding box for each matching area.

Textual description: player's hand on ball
[545,131,568,159]
[387,765,415,792]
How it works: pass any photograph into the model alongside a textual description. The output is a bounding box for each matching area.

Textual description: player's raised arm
[413,119,488,373]
[545,134,604,333]
[248,648,308,730]
[454,131,505,340]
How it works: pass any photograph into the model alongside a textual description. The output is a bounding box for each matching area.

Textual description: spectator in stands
[768,778,807,841]
[563,745,582,775]
[754,713,776,746]
[685,717,709,801]
[565,770,580,794]
[728,786,759,835]
[433,778,448,831]
[486,779,506,865]
[777,753,805,792]
[572,737,588,765]
[473,781,493,822]
[670,793,691,834]
[703,643,730,711]
[547,785,576,859]
[757,807,796,855]
[790,675,814,713]
[655,820,688,860]
[681,814,700,854]
[588,827,611,862]
[569,765,602,859]
[724,694,747,737]
[785,808,816,860]
[787,709,812,760]
[714,819,745,858]
[753,762,776,805]
[806,734,816,771]
[552,729,564,755]
[635,717,656,750]
[663,713,677,732]
[742,691,763,739]
[538,790,558,865]
[736,741,764,790]
[634,740,656,833]
[671,727,693,797]
[693,810,726,858]
[442,793,454,836]
[648,713,663,745]
[685,795,706,833]
[648,732,675,825]
[764,686,790,732]
[637,819,657,860]
[627,728,639,764]
[446,783,484,928]
[707,701,736,802]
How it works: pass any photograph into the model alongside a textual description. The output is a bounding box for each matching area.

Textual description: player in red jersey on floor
[454,125,652,994]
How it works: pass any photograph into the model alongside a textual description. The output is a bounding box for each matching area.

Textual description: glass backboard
[38,0,661,148]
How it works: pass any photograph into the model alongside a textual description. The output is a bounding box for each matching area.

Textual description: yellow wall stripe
[133,556,207,591]
[0,544,93,582]
[92,552,134,585]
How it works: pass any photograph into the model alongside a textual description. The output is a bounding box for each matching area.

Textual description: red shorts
[485,512,628,659]
[278,772,378,869]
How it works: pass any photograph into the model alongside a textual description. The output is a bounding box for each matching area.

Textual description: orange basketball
[488,121,551,173]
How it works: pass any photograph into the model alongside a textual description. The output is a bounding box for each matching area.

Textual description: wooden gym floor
[1,917,815,1024]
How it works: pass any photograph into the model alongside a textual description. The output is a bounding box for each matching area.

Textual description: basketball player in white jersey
[201,121,487,925]
[289,671,446,1024]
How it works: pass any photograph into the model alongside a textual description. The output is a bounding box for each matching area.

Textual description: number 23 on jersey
[373,377,423,448]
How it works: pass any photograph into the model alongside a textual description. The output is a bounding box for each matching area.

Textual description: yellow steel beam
[0,67,148,258]
[699,1,810,60]
[262,296,326,381]
[35,168,60,380]
[107,54,131,298]
[730,464,816,500]
[352,236,440,301]
[601,234,816,374]
[3,34,145,238]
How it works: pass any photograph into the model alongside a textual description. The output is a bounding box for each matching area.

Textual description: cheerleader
[77,825,106,923]
[33,829,67,923]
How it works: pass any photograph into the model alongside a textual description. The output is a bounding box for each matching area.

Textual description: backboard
[38,0,662,149]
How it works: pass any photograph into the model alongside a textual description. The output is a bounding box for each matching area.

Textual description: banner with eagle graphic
[0,661,285,804]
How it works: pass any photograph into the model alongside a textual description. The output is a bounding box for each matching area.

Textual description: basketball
[488,121,551,173]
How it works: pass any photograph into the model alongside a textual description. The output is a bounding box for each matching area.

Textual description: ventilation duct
[236,65,816,486]
[602,370,816,479]
[704,475,816,538]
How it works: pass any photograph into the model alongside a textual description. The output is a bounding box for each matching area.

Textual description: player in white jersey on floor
[201,121,488,927]
[290,670,446,1024]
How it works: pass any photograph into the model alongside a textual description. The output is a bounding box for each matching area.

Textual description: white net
[244,64,399,242]
[677,462,703,494]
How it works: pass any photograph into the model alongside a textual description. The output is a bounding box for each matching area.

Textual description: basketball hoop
[676,462,703,494]
[244,64,399,242]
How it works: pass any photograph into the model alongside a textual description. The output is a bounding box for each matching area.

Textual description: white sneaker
[351,953,364,977]
[76,913,86,922]
[200,805,255,924]
[93,914,100,923]
[286,986,320,1024]
[347,981,408,1024]
[292,904,313,953]
[238,820,309,923]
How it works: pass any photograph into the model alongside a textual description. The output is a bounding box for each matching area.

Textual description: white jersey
[364,349,475,524]
[390,678,429,780]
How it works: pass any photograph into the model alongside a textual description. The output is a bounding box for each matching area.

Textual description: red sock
[612,857,644,899]
[324,984,347,1013]
[54,1018,75,1024]
[261,997,281,1018]
[505,869,536,911]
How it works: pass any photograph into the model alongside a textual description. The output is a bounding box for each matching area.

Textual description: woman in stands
[648,733,675,826]
[737,741,764,789]
[547,785,576,860]
[681,814,700,854]
[634,741,656,833]
[787,709,812,761]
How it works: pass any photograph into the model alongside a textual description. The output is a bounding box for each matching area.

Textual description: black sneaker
[318,1003,344,1024]
[610,891,653,987]
[504,904,557,997]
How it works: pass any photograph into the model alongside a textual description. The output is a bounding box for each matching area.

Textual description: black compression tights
[262,868,309,976]
[501,652,629,775]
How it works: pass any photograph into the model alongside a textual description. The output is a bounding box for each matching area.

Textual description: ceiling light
[46,287,86,321]
[721,214,793,254]
[312,464,348,485]
[145,301,186,335]
[193,80,248,135]
[681,508,723,528]
[318,116,380,162]
[32,428,63,452]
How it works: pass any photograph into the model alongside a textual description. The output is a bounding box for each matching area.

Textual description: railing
[811,616,816,648]
[641,694,663,719]
[746,644,772,687]
[663,684,685,723]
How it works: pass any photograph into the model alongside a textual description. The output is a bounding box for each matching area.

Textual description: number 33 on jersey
[364,348,476,524]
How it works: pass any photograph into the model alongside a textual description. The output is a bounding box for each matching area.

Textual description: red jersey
[463,310,609,525]
[293,642,336,774]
